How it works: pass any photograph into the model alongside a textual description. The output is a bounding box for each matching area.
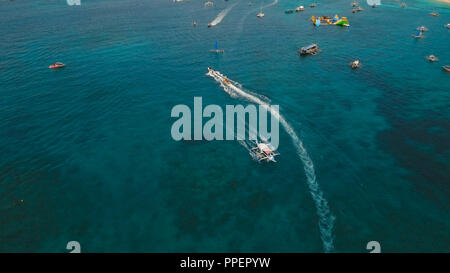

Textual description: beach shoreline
[435,0,450,4]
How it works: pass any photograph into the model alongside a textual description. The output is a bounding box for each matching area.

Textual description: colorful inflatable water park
[311,14,350,27]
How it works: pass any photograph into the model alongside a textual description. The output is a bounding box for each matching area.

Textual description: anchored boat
[426,55,439,62]
[350,60,361,69]
[49,62,65,69]
[311,15,350,27]
[299,44,319,55]
[210,41,224,53]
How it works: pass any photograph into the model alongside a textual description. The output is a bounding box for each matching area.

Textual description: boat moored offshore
[299,44,319,55]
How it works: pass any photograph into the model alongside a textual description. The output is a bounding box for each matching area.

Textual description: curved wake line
[262,0,279,9]
[209,3,238,26]
[208,70,335,252]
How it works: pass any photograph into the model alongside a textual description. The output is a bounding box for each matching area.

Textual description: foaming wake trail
[207,69,335,252]
[262,0,279,9]
[209,3,238,26]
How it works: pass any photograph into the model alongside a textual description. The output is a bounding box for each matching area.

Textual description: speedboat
[443,65,450,72]
[426,55,439,62]
[250,141,279,162]
[350,60,361,69]
[208,23,213,27]
[49,62,65,69]
[299,44,319,55]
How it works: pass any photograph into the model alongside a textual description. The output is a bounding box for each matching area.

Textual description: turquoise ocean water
[0,0,449,252]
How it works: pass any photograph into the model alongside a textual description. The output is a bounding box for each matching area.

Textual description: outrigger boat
[299,44,319,55]
[250,141,279,162]
[210,41,224,53]
[49,62,65,69]
[412,29,425,39]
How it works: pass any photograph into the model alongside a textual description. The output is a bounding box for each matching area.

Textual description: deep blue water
[0,0,449,252]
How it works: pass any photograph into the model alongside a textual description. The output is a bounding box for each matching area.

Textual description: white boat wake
[207,68,335,252]
[209,3,238,27]
[262,0,279,9]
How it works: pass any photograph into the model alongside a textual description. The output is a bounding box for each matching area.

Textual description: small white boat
[352,2,359,7]
[204,1,213,7]
[443,65,450,72]
[350,60,361,69]
[445,23,450,29]
[430,12,439,17]
[295,6,305,12]
[426,55,439,62]
[417,26,428,32]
